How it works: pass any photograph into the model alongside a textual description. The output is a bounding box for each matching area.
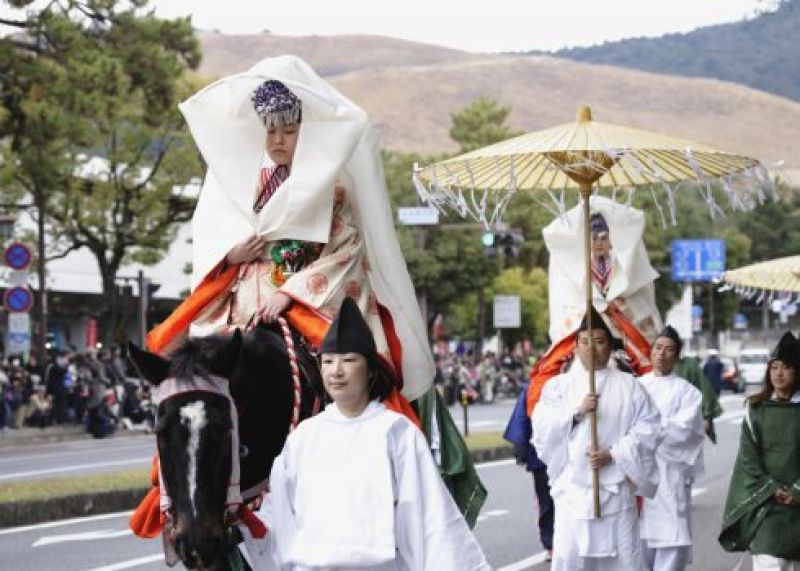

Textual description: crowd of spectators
[435,348,533,406]
[0,346,154,438]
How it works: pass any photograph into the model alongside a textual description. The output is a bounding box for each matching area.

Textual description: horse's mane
[169,334,229,382]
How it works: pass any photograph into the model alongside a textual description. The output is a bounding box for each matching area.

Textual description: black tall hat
[319,297,377,360]
[770,331,800,370]
[657,325,683,356]
[578,306,612,339]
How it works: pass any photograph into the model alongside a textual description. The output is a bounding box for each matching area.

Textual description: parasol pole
[580,181,601,519]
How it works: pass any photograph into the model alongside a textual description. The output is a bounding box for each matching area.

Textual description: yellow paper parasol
[415,106,771,517]
[722,255,800,295]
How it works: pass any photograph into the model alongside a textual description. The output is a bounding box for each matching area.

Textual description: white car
[739,348,770,385]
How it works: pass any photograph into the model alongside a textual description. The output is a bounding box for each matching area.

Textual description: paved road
[0,400,515,484]
[448,398,516,434]
[0,392,753,570]
[0,434,154,484]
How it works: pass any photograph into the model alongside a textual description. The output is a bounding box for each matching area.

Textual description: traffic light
[481,231,497,257]
[496,229,524,258]
[146,282,161,307]
[481,229,523,258]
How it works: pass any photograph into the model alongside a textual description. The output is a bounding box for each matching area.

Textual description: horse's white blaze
[180,401,207,516]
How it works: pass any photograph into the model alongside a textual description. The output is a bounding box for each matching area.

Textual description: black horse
[129,324,321,570]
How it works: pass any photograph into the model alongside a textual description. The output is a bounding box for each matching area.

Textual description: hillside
[327,55,800,167]
[553,0,800,101]
[197,31,476,78]
[196,34,800,167]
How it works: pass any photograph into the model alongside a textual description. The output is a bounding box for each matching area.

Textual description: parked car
[720,356,745,393]
[739,348,770,386]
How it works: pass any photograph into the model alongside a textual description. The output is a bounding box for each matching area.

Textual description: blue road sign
[4,286,33,312]
[671,239,726,282]
[4,243,32,271]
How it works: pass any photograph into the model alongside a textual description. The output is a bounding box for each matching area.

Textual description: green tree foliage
[631,184,800,332]
[450,267,549,347]
[381,97,525,337]
[0,0,202,343]
[381,150,499,329]
[449,97,523,154]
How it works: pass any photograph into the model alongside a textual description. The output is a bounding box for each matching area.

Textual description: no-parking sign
[4,242,32,271]
[4,286,34,313]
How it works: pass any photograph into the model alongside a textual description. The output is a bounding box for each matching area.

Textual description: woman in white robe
[151,55,433,402]
[544,195,662,367]
[242,298,489,570]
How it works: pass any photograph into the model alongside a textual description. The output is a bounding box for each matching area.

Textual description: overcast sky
[1,0,765,52]
[147,0,762,52]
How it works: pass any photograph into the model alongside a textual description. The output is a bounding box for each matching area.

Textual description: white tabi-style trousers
[753,554,800,571]
[552,507,643,571]
[642,544,691,571]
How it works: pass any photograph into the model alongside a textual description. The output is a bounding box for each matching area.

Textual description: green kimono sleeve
[718,408,781,552]
[676,357,723,420]
[413,387,487,528]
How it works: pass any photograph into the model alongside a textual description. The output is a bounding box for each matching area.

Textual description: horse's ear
[209,329,243,379]
[127,342,171,385]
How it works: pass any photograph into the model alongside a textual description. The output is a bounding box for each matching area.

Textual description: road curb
[0,445,514,529]
[0,487,149,529]
[0,427,149,448]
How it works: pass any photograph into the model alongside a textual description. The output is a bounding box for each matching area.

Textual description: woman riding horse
[147,55,433,416]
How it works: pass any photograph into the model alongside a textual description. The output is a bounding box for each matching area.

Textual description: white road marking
[717,409,746,423]
[497,551,548,570]
[469,420,504,428]
[180,401,207,517]
[0,441,153,464]
[0,511,133,535]
[692,487,707,497]
[719,394,747,406]
[32,528,132,547]
[476,509,509,522]
[85,553,163,571]
[0,457,151,480]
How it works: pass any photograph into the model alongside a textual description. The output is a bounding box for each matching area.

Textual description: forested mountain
[553,0,800,101]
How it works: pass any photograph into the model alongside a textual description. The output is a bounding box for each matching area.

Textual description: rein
[277,316,302,432]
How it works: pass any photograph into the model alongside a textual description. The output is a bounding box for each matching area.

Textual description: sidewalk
[0,423,149,448]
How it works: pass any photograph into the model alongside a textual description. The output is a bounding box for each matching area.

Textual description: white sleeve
[608,382,661,498]
[658,385,705,469]
[238,441,297,571]
[256,443,299,570]
[391,421,490,571]
[531,376,573,484]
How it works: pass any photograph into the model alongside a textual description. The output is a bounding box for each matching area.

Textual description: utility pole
[31,190,47,362]
[137,270,147,348]
[476,287,486,360]
[416,228,428,327]
[707,282,716,348]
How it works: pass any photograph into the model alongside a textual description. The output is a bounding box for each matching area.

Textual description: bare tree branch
[45,241,88,262]
[0,18,28,27]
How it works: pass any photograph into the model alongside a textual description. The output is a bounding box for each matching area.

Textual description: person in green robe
[674,355,723,442]
[719,331,800,570]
